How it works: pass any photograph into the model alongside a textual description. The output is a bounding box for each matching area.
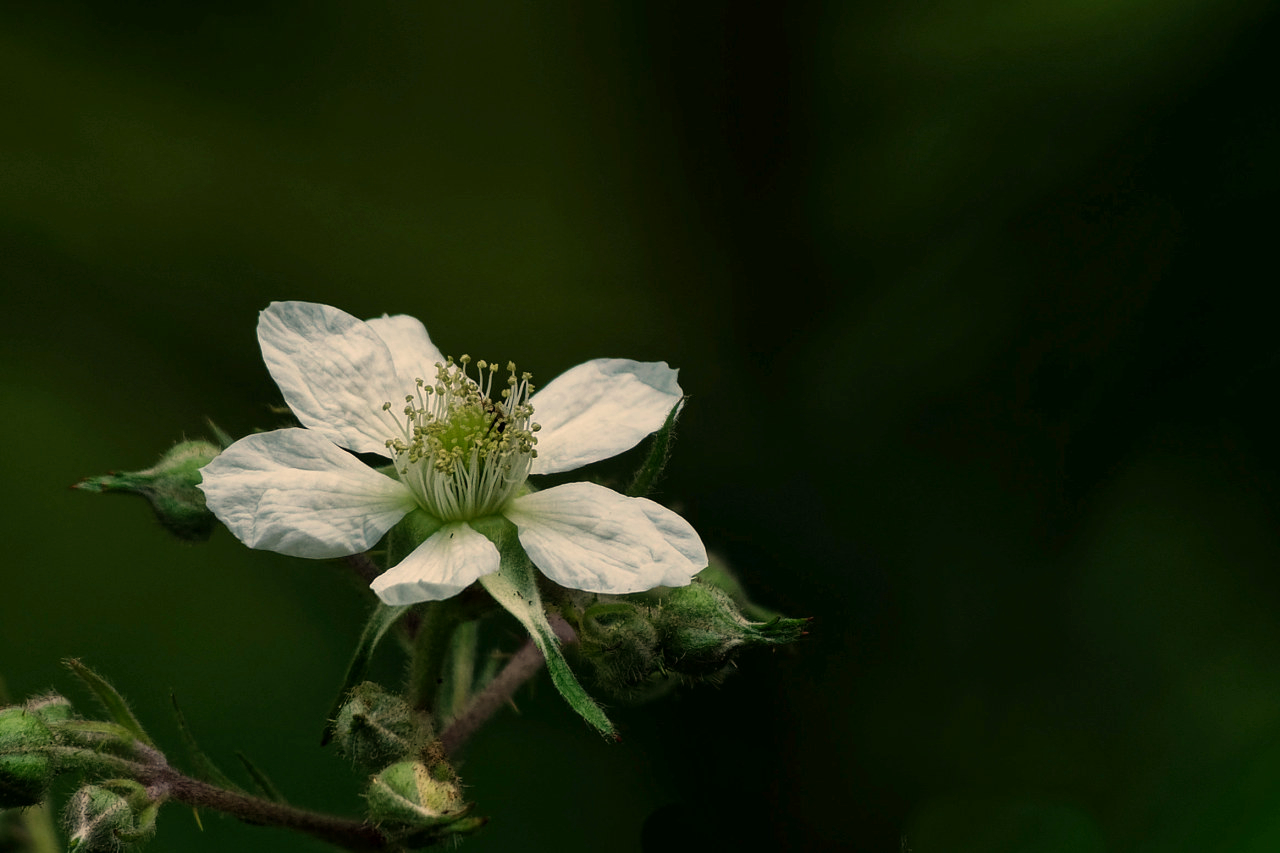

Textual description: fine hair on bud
[332,682,434,771]
[0,706,56,809]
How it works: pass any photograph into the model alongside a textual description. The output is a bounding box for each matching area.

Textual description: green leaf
[63,659,155,748]
[322,603,412,745]
[235,752,287,803]
[170,694,243,792]
[477,529,616,739]
[626,398,686,498]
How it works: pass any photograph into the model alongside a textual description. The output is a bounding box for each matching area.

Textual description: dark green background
[4,2,1280,851]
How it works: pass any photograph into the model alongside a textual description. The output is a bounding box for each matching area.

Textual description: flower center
[382,355,539,521]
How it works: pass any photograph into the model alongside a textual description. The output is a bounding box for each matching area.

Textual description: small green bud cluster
[572,573,808,699]
[65,779,159,852]
[75,439,221,542]
[333,683,484,846]
[381,356,540,521]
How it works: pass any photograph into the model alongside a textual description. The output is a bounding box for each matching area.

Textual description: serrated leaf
[170,693,243,792]
[322,602,412,744]
[478,540,615,739]
[626,398,686,498]
[63,659,154,748]
[236,752,287,803]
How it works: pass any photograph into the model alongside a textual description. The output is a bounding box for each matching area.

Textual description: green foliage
[62,660,154,749]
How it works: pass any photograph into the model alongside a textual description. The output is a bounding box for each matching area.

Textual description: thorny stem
[439,614,578,755]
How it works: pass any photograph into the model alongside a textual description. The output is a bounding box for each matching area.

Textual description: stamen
[382,355,539,521]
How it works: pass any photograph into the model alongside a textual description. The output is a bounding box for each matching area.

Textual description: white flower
[199,301,707,605]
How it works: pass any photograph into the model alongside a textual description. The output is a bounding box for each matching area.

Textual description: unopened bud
[656,581,808,677]
[365,760,484,844]
[333,683,433,771]
[576,602,663,699]
[25,693,74,725]
[75,439,221,542]
[65,780,158,852]
[0,707,55,808]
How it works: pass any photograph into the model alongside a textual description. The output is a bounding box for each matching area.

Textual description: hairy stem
[48,744,391,852]
[407,600,467,715]
[144,766,389,851]
[440,615,578,754]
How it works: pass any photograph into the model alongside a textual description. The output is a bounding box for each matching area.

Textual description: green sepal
[474,519,616,740]
[626,398,686,498]
[322,603,412,745]
[235,752,287,803]
[205,419,236,450]
[63,659,154,748]
[74,439,220,542]
[53,719,147,754]
[170,694,243,793]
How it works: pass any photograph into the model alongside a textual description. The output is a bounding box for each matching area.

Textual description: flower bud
[0,707,55,808]
[332,682,433,771]
[576,601,664,700]
[365,760,484,844]
[25,693,74,725]
[65,780,158,852]
[75,439,221,542]
[656,581,809,677]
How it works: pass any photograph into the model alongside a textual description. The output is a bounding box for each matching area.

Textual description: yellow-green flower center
[382,355,539,521]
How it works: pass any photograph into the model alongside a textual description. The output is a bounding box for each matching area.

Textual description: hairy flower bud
[75,439,221,542]
[65,780,158,852]
[25,693,74,725]
[333,683,433,771]
[576,601,664,699]
[365,759,485,846]
[0,706,56,809]
[656,581,809,677]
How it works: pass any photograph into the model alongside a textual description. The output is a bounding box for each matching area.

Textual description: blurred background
[3,2,1280,851]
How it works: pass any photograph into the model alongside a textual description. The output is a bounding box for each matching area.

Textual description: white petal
[529,359,683,475]
[198,428,417,559]
[258,301,407,455]
[634,497,708,587]
[365,313,447,393]
[505,482,706,593]
[370,522,500,604]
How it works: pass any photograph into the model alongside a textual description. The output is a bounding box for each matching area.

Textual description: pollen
[381,355,539,521]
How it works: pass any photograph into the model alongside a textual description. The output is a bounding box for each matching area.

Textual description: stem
[142,766,389,851]
[406,601,464,715]
[440,615,577,754]
[42,744,392,852]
